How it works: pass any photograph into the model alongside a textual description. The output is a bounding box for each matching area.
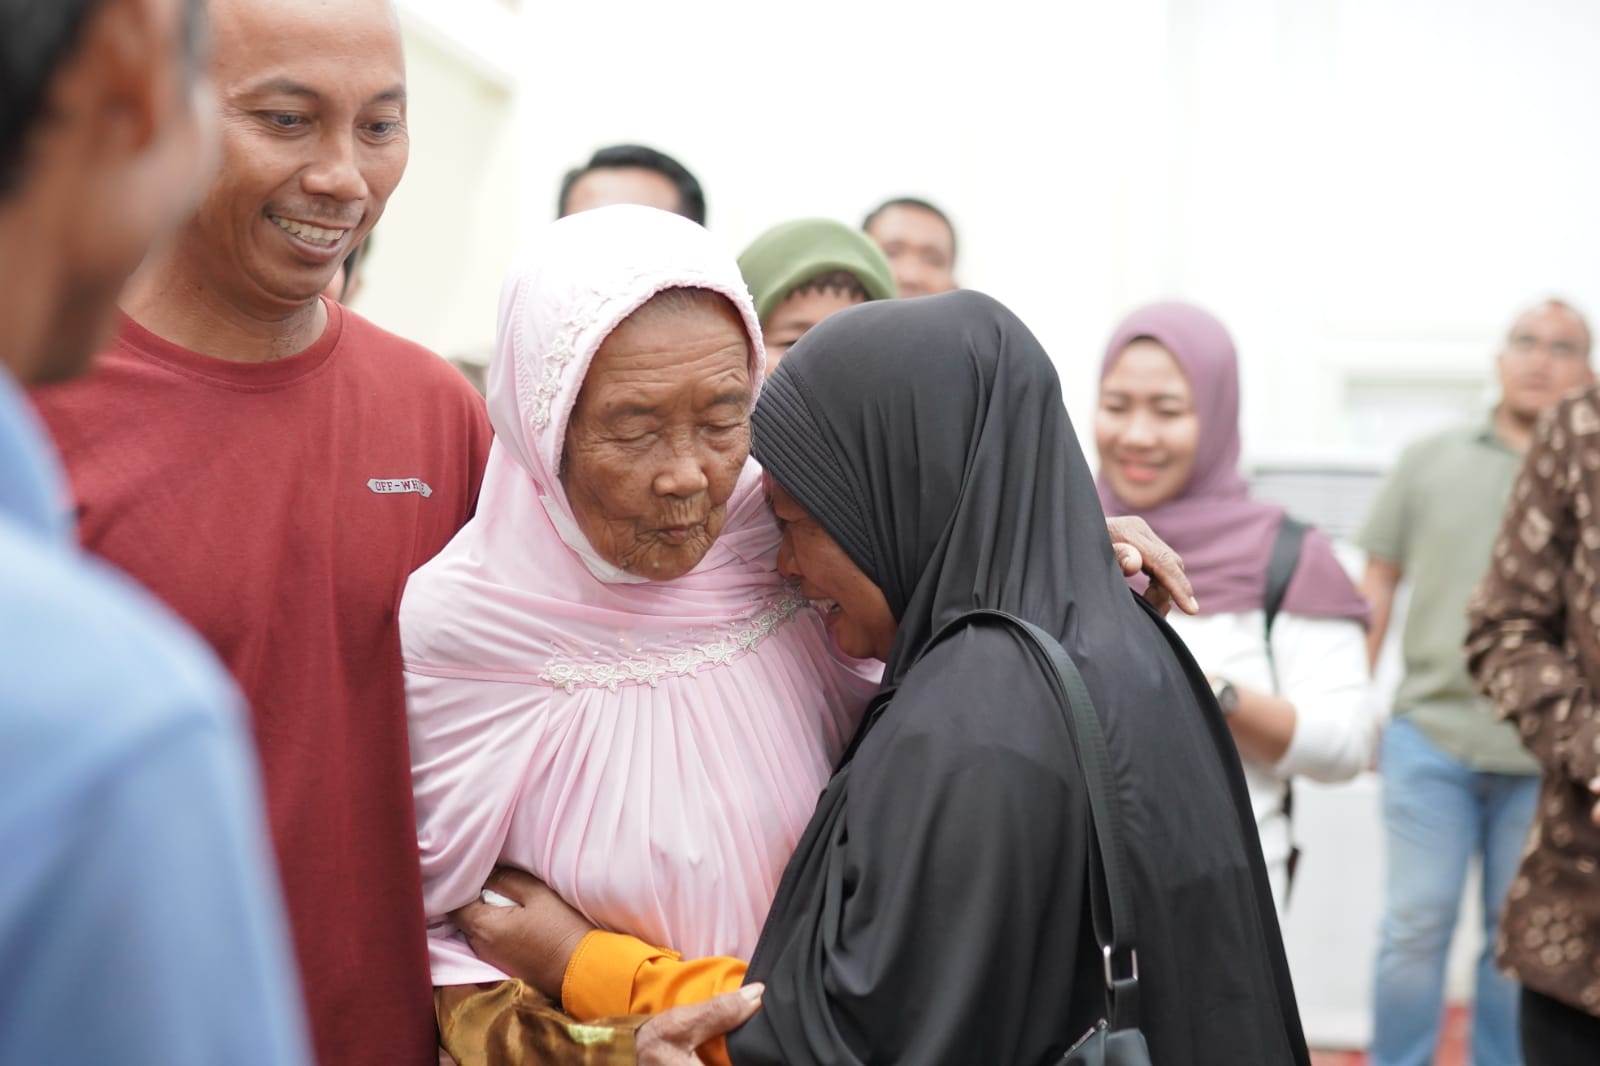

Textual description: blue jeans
[1372,717,1539,1066]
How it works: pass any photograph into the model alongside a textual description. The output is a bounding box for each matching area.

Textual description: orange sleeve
[561,930,750,1066]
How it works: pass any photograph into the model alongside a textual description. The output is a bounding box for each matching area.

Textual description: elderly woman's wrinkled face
[563,291,754,581]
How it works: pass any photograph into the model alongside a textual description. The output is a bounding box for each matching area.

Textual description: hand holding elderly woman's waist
[452,866,760,1066]
[452,866,592,998]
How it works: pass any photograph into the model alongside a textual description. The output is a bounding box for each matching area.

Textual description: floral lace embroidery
[525,332,575,432]
[539,588,808,694]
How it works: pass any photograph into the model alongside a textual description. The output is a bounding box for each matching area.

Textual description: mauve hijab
[1096,301,1369,624]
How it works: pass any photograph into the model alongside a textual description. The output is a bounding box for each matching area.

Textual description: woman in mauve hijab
[469,291,1311,1066]
[1095,301,1374,911]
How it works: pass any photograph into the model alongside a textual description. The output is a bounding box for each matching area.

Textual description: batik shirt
[1468,384,1600,1018]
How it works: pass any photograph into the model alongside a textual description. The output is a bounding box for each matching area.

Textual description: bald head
[1497,298,1595,422]
[206,0,404,94]
[208,0,400,35]
[1507,299,1591,360]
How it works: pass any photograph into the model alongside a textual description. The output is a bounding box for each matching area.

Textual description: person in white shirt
[1094,300,1375,910]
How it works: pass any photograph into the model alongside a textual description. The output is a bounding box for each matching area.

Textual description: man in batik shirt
[1468,384,1600,1064]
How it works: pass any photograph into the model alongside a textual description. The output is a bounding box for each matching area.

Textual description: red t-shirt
[32,302,493,1066]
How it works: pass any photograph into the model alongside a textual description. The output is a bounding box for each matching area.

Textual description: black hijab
[731,291,1310,1065]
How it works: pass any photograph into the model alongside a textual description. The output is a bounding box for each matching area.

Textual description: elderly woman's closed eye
[561,289,754,581]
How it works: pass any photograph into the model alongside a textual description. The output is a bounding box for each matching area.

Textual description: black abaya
[732,290,1310,1066]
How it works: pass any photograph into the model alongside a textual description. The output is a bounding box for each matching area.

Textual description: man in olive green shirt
[1358,299,1594,1066]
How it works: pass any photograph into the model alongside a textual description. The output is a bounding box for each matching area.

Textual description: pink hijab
[1096,301,1368,623]
[401,205,878,987]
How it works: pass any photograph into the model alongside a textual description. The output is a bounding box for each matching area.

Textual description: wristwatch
[1210,677,1240,717]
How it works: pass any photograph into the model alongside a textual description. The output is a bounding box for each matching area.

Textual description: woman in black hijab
[453,291,1311,1065]
[725,290,1309,1064]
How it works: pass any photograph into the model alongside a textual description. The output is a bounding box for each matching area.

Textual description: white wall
[377,0,1600,466]
[354,19,519,363]
[1167,0,1600,462]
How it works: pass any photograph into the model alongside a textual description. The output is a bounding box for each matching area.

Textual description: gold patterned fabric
[436,981,647,1066]
[1467,385,1600,1019]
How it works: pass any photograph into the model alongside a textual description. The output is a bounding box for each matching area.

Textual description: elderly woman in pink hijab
[402,207,1195,1064]
[400,205,881,1063]
[1095,300,1376,911]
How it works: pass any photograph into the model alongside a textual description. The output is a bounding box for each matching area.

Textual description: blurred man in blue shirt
[0,1,309,1062]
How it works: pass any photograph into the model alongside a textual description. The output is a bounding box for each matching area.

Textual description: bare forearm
[1359,559,1401,671]
[1364,601,1391,671]
[1224,684,1297,765]
[453,874,598,1001]
[474,907,590,998]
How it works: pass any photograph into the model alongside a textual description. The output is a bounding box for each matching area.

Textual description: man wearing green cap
[738,218,896,372]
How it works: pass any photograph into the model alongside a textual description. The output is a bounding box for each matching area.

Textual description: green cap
[738,218,897,325]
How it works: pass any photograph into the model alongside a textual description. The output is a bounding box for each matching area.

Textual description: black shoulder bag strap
[927,609,1143,1037]
[1262,516,1307,691]
[1263,516,1307,890]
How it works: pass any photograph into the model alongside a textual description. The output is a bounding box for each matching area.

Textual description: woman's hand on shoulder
[1106,515,1198,616]
[451,866,594,999]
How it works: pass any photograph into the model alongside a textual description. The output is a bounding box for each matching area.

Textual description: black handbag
[940,610,1155,1066]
